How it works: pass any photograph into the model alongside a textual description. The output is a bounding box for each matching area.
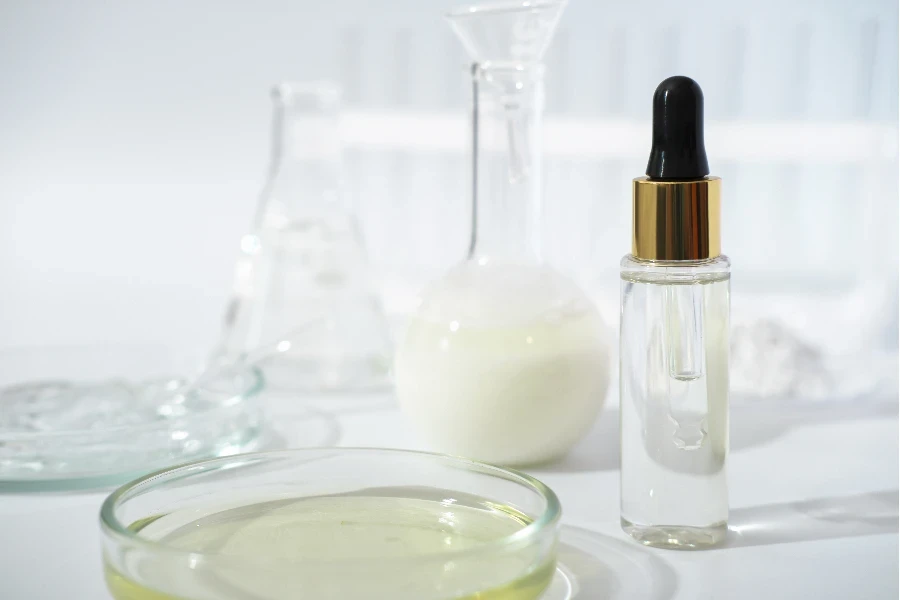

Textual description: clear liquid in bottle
[619,255,730,549]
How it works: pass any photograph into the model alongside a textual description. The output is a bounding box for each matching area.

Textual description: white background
[1,0,898,357]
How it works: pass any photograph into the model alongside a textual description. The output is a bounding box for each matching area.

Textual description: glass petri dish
[100,448,561,600]
[0,345,263,490]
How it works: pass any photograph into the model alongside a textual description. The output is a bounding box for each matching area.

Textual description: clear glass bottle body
[619,254,730,549]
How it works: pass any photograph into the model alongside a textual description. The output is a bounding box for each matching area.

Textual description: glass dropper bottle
[620,76,731,549]
[395,0,611,466]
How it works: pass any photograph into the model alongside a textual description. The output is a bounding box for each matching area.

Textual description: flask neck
[467,62,545,265]
[257,83,345,229]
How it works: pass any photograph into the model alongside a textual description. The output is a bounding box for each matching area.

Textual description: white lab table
[2,392,897,600]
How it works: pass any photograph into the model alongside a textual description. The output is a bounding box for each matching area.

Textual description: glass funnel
[446,0,568,64]
[215,83,392,393]
[395,0,611,467]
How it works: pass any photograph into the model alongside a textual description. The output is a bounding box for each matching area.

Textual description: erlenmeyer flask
[395,0,612,466]
[216,82,392,392]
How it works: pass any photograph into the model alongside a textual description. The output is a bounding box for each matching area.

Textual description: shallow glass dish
[101,448,561,600]
[0,345,263,490]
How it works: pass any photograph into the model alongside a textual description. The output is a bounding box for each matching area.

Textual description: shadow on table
[725,490,899,548]
[730,396,899,455]
[540,395,898,474]
[261,389,396,416]
[537,409,620,474]
[261,404,343,450]
[553,525,678,599]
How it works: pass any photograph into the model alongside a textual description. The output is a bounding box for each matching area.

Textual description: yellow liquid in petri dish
[105,491,556,600]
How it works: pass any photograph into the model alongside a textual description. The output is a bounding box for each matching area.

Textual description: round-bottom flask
[396,7,611,466]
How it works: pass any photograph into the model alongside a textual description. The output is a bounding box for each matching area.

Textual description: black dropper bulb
[646,76,709,180]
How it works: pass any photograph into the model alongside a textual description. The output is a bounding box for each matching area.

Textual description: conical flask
[395,0,612,467]
[216,82,392,392]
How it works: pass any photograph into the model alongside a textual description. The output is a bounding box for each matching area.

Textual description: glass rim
[445,0,567,19]
[271,81,342,105]
[100,447,562,566]
[473,61,547,76]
